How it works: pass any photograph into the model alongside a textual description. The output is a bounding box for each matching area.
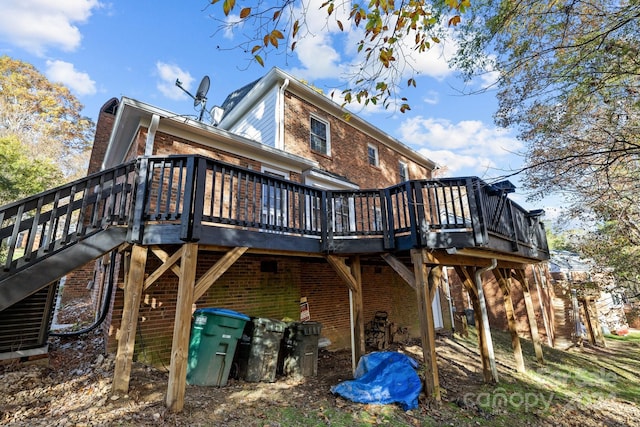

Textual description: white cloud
[398,116,523,176]
[287,0,352,80]
[0,0,100,56]
[423,90,439,105]
[45,60,96,96]
[156,62,194,101]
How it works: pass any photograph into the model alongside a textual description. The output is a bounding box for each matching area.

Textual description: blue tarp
[330,352,422,410]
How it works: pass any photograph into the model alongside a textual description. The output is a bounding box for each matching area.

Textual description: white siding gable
[228,87,278,147]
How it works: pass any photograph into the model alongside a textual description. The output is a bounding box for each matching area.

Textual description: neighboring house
[548,250,629,347]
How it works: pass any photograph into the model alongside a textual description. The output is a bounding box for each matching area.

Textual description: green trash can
[187,308,250,386]
[279,321,322,377]
[236,317,286,382]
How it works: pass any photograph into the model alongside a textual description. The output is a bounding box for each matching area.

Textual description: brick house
[1,67,551,411]
[88,68,449,361]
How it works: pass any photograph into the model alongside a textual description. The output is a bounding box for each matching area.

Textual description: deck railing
[0,154,548,278]
[134,155,548,255]
[0,161,137,274]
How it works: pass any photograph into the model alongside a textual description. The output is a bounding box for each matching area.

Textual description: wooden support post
[350,256,365,366]
[166,243,198,412]
[113,244,148,394]
[455,265,495,383]
[514,269,544,364]
[493,268,525,373]
[583,298,606,347]
[411,249,440,400]
[326,255,365,372]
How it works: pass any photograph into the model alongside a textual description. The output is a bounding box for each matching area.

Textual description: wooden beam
[424,250,495,268]
[145,247,182,289]
[454,265,494,383]
[454,265,478,300]
[381,253,416,289]
[326,255,365,370]
[583,298,606,347]
[166,243,198,412]
[326,255,358,292]
[455,248,533,267]
[411,249,440,400]
[428,266,442,302]
[493,268,525,373]
[199,244,325,258]
[113,244,148,394]
[513,269,544,364]
[193,247,248,301]
[150,246,181,277]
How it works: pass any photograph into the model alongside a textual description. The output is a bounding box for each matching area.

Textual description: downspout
[475,258,498,382]
[276,79,289,150]
[50,251,118,337]
[144,114,160,157]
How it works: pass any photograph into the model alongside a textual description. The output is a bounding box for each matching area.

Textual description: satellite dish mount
[175,75,210,121]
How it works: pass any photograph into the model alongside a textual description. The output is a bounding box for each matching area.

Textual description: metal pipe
[50,251,117,337]
[474,258,498,382]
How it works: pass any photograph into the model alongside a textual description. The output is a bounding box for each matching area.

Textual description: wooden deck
[0,154,548,310]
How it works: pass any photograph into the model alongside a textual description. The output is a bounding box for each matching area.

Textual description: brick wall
[60,261,100,305]
[283,92,431,187]
[105,252,428,367]
[87,98,119,175]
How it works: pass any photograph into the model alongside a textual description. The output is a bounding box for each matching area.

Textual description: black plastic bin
[279,321,322,377]
[236,317,286,382]
[464,308,475,327]
[186,308,250,386]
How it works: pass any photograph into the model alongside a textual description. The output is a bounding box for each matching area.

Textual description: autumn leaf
[254,55,264,66]
[240,7,251,19]
[222,0,235,16]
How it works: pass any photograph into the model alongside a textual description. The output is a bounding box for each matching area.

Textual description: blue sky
[0,0,560,217]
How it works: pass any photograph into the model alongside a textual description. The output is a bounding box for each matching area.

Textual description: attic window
[310,116,330,155]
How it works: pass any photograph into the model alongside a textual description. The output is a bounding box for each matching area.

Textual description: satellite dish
[175,75,211,121]
[194,76,210,107]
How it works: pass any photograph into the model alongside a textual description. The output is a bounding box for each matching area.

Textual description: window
[261,168,288,229]
[367,144,379,167]
[310,116,329,155]
[399,161,408,182]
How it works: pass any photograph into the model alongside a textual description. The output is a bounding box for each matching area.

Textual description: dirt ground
[1,301,639,426]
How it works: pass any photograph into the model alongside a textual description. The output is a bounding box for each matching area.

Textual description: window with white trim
[399,161,408,182]
[367,144,379,167]
[310,116,330,155]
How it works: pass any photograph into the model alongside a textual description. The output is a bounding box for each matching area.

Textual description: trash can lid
[195,307,250,321]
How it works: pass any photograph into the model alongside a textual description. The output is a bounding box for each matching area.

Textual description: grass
[256,328,640,426]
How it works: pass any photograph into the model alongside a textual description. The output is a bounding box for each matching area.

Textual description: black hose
[49,251,117,337]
